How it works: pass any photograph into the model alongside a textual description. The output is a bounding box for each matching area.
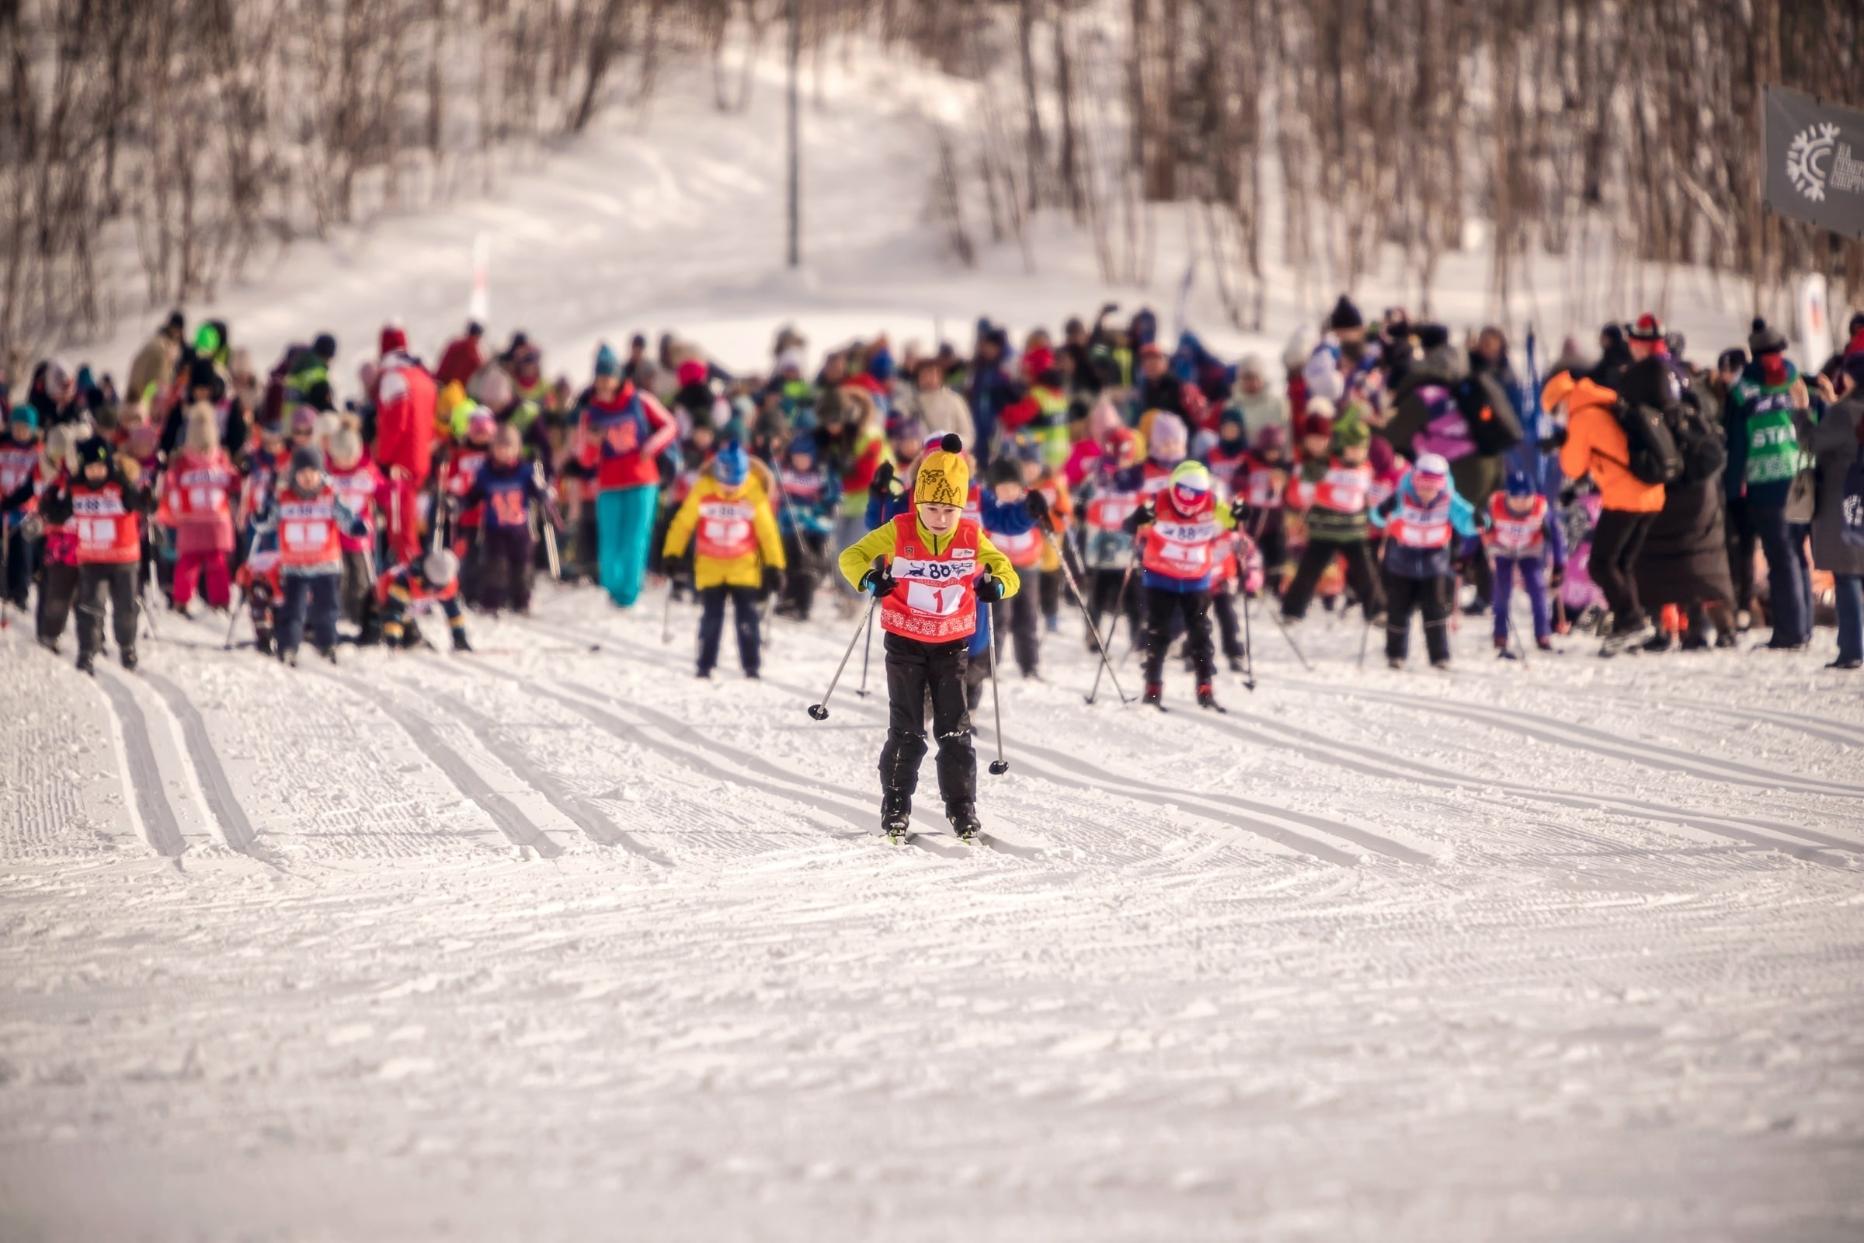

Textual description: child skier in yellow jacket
[663,442,785,679]
[837,434,1019,841]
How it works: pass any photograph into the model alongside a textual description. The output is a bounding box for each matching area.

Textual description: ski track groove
[317,669,563,859]
[1285,678,1862,799]
[91,668,187,859]
[138,669,265,859]
[521,617,1369,869]
[391,669,673,865]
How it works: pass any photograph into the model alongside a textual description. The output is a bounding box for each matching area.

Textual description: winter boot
[881,790,912,840]
[1387,657,1405,671]
[1141,681,1164,709]
[946,802,982,841]
[75,650,96,676]
[1536,635,1554,652]
[318,645,338,665]
[1227,653,1246,673]
[36,635,60,656]
[451,628,473,653]
[253,628,274,657]
[120,647,138,672]
[1430,657,1452,671]
[1195,682,1225,713]
[279,645,299,668]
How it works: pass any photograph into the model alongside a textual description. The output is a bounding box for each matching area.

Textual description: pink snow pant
[174,551,231,609]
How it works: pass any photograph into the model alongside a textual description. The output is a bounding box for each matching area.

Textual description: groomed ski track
[2,586,1861,1243]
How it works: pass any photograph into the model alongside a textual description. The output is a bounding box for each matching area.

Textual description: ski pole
[1240,589,1257,691]
[1086,550,1139,705]
[660,562,677,644]
[1266,605,1314,671]
[224,586,247,649]
[1041,523,1128,704]
[808,564,884,720]
[1356,609,1373,671]
[986,592,1009,775]
[854,594,875,697]
[0,522,9,631]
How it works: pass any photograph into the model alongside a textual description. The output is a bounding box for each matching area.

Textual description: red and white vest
[1292,460,1371,513]
[277,487,344,568]
[880,513,980,643]
[1140,497,1225,581]
[0,440,37,497]
[70,482,143,565]
[1084,480,1139,533]
[327,461,382,552]
[1241,456,1285,509]
[162,453,235,525]
[985,515,1043,570]
[695,493,759,560]
[1384,488,1455,550]
[1486,492,1548,559]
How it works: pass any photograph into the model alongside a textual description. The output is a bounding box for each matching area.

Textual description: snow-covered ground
[2,584,1861,1242]
[16,30,1863,1243]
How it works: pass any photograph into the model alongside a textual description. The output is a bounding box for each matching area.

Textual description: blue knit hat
[8,406,38,430]
[594,343,622,378]
[713,440,749,486]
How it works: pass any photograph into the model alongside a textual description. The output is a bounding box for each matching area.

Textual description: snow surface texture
[1,584,1861,1243]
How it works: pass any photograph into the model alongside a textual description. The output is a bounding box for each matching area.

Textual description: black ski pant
[76,564,139,662]
[249,579,277,650]
[880,632,974,809]
[1087,566,1141,652]
[1243,507,1288,592]
[1385,569,1451,664]
[1589,508,1655,634]
[277,571,341,654]
[455,524,485,607]
[697,583,762,676]
[993,571,1040,675]
[1142,585,1216,686]
[1212,586,1245,659]
[339,549,374,626]
[1725,497,1759,614]
[574,504,601,585]
[1038,560,1062,623]
[478,526,535,613]
[37,560,80,646]
[4,523,36,609]
[1281,536,1382,620]
[780,530,827,619]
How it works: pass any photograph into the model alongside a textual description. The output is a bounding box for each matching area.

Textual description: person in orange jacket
[1544,369,1665,655]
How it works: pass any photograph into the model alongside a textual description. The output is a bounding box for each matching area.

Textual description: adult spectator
[1798,372,1864,670]
[372,325,439,563]
[1724,320,1812,650]
[900,356,974,446]
[126,310,185,410]
[437,321,486,390]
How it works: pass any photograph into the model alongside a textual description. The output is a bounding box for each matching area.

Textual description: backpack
[1670,406,1726,487]
[1611,399,1683,485]
[1453,373,1524,455]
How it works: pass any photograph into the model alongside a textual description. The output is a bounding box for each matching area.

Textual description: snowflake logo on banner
[1787,122,1840,201]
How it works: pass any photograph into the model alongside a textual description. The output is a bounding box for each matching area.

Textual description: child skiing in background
[443,406,495,601]
[324,421,386,636]
[1484,469,1566,656]
[161,403,238,615]
[2,407,41,611]
[662,441,785,680]
[40,437,156,673]
[1018,440,1074,634]
[458,424,554,616]
[774,433,839,621]
[1281,413,1385,625]
[264,445,368,666]
[378,549,471,652]
[1238,424,1291,593]
[837,434,1019,841]
[1075,425,1145,649]
[4,425,80,652]
[1125,460,1241,710]
[980,457,1044,679]
[1371,453,1480,670]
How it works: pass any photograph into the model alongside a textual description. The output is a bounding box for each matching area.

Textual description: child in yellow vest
[662,442,785,679]
[838,434,1019,841]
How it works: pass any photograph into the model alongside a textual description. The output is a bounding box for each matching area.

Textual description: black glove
[859,565,897,599]
[1229,496,1248,524]
[976,575,1007,603]
[868,461,895,498]
[1538,428,1568,451]
[761,566,784,597]
[665,549,692,583]
[1025,489,1049,523]
[1121,501,1155,534]
[1549,565,1565,589]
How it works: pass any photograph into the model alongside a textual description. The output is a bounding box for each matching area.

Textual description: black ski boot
[75,650,96,676]
[881,790,912,843]
[947,803,981,842]
[1142,682,1164,711]
[279,645,299,668]
[36,636,60,656]
[1196,682,1226,713]
[253,629,274,657]
[120,647,138,672]
[318,645,338,665]
[451,628,473,654]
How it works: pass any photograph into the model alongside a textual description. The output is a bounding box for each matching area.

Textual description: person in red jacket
[372,325,437,563]
[161,403,238,614]
[573,343,678,607]
[39,437,156,673]
[435,321,486,390]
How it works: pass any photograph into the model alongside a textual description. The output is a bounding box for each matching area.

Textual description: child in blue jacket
[1371,452,1480,670]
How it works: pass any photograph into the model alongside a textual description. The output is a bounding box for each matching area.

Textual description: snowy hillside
[10,33,1864,1243]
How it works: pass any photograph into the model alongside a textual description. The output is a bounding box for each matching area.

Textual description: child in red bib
[39,436,156,673]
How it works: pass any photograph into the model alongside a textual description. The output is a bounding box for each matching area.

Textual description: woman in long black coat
[1627,365,1737,648]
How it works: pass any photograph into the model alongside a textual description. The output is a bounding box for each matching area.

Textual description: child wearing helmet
[1370,452,1480,669]
[376,547,471,652]
[1483,468,1565,656]
[260,444,369,666]
[837,434,1020,840]
[1123,459,1245,710]
[661,441,786,679]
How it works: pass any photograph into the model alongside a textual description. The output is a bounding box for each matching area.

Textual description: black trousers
[478,526,535,612]
[697,583,762,676]
[76,564,139,659]
[1589,509,1655,634]
[1724,497,1759,613]
[1212,587,1245,658]
[277,572,341,653]
[1242,507,1288,589]
[780,530,827,619]
[1142,586,1216,684]
[339,550,374,625]
[4,524,36,608]
[249,578,277,648]
[1281,536,1383,620]
[1038,561,1062,621]
[1088,566,1141,650]
[37,560,79,644]
[993,571,1040,674]
[879,632,974,807]
[1385,570,1451,663]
